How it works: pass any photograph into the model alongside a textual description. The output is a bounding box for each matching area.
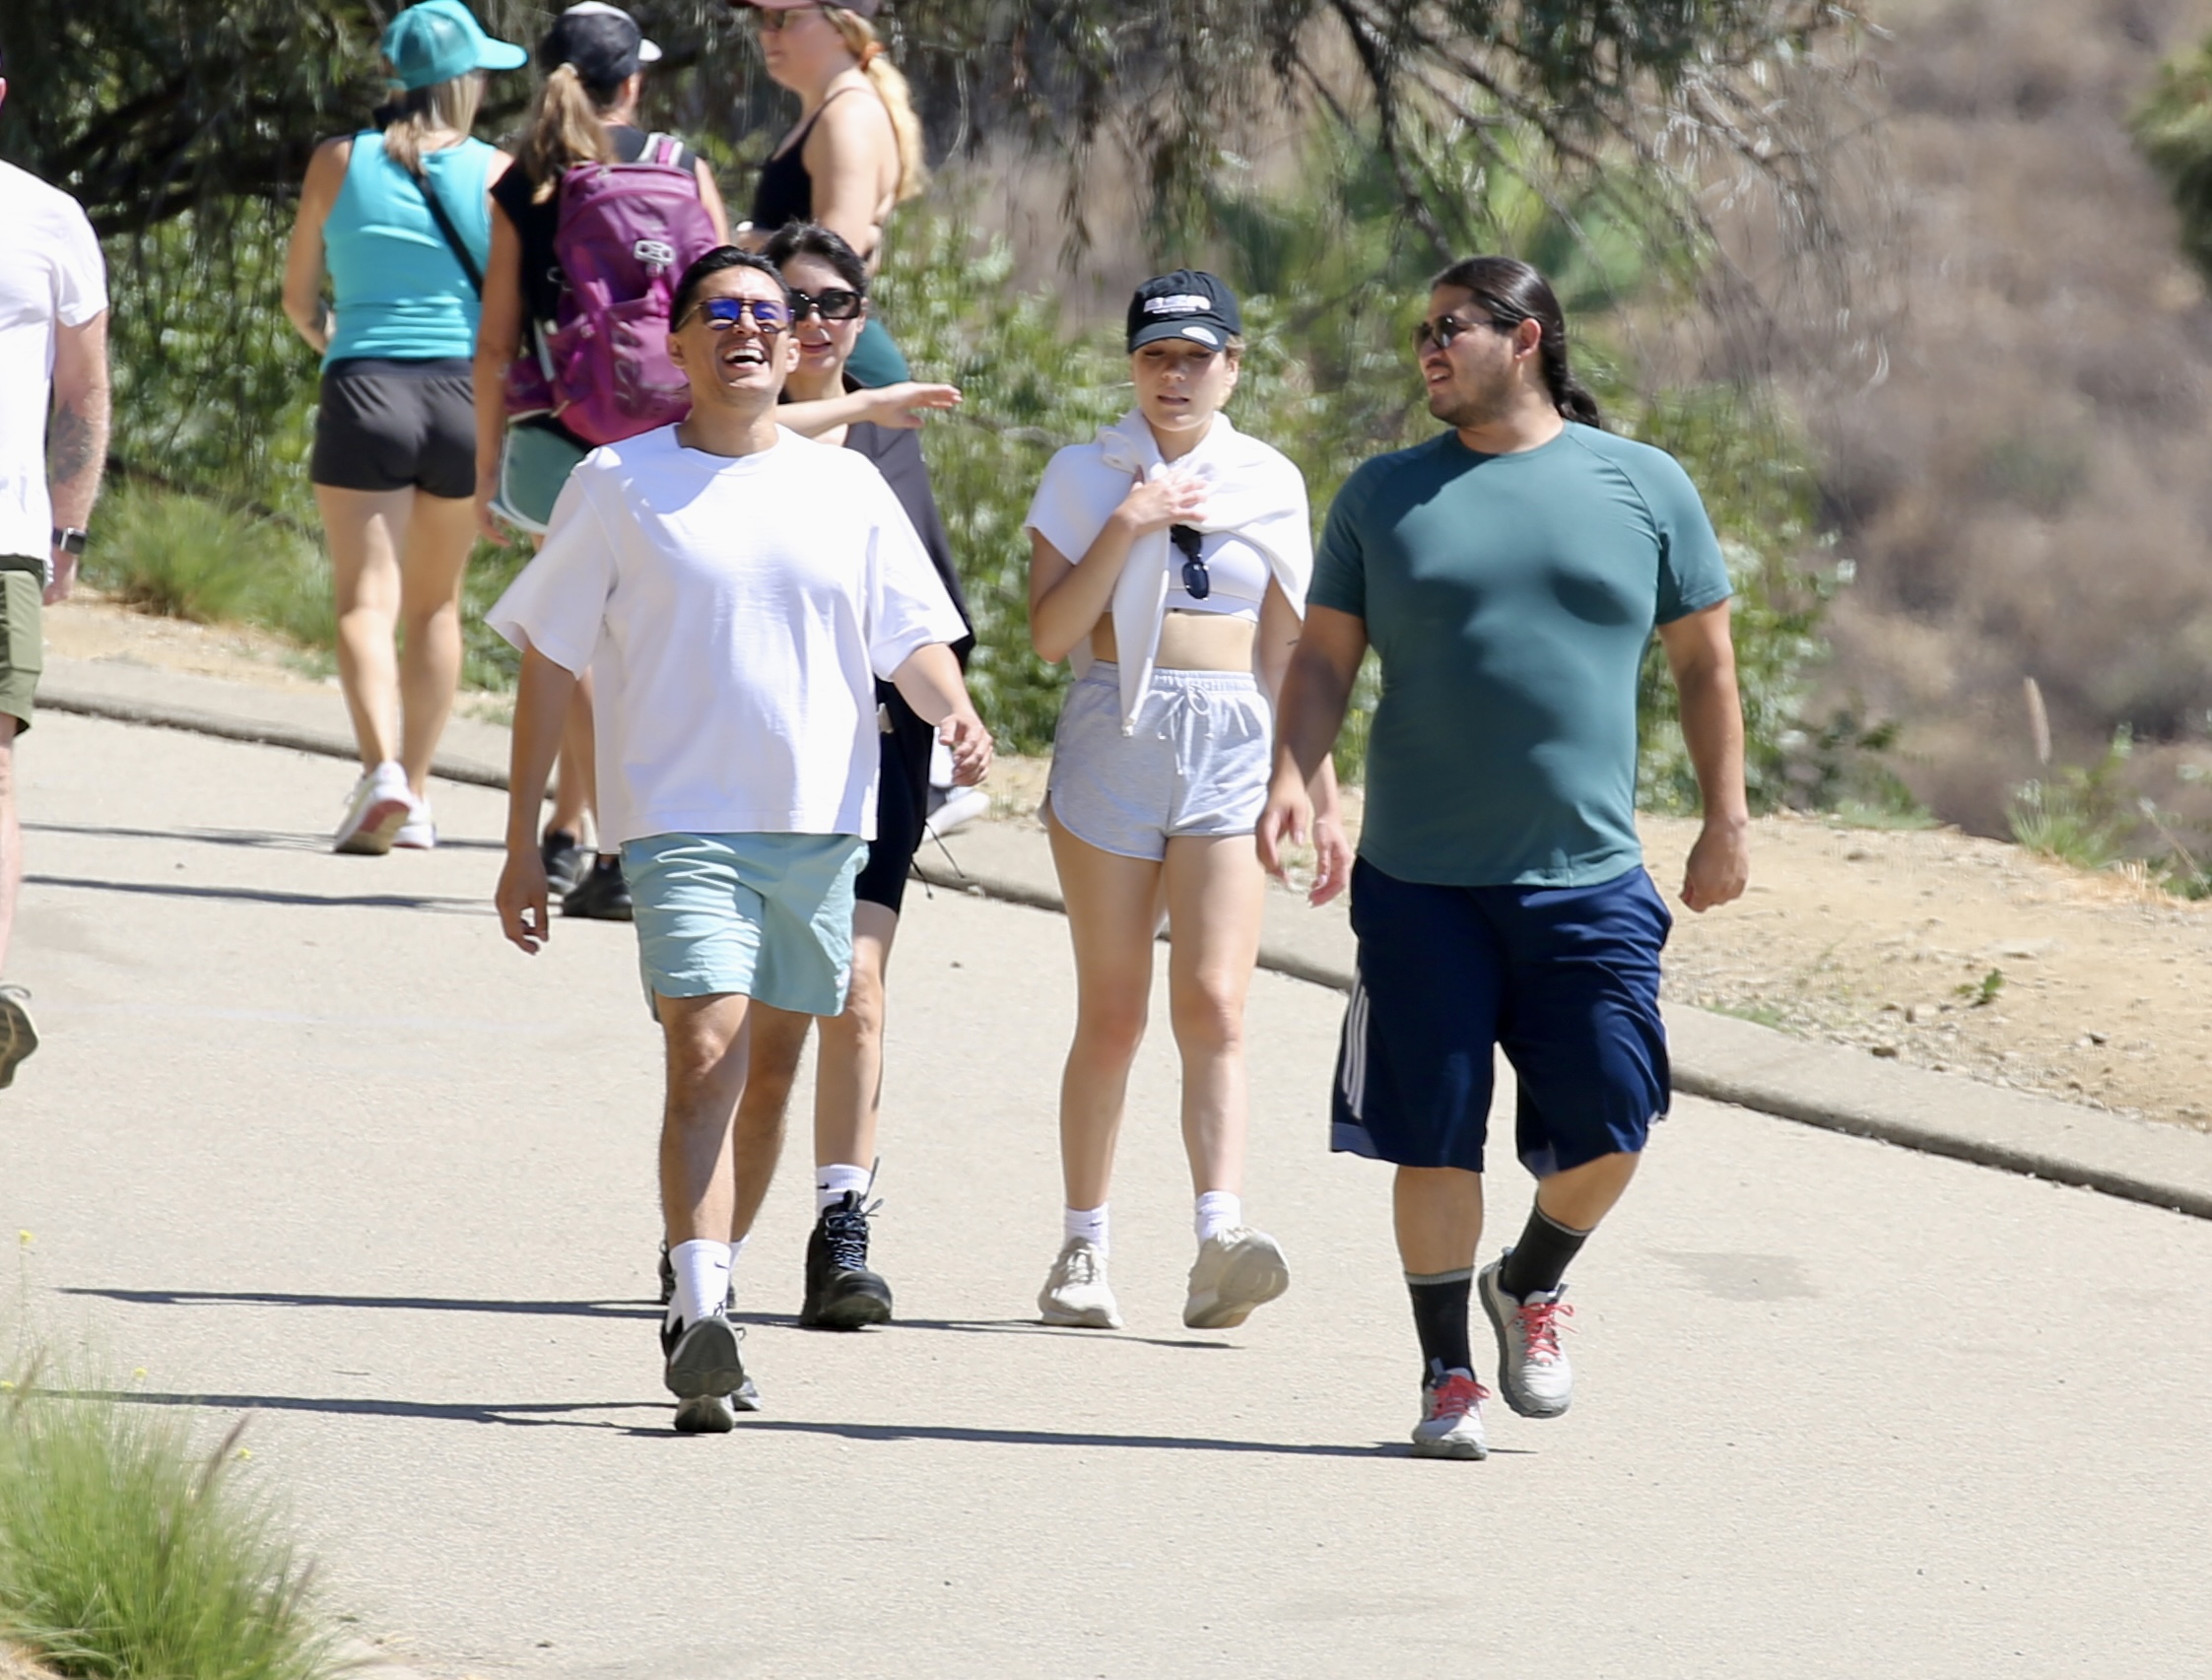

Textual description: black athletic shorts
[856,682,935,915]
[310,357,476,499]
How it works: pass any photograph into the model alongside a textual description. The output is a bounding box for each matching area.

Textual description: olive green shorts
[0,564,43,733]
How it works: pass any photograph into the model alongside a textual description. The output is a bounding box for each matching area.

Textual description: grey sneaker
[1479,1257,1575,1419]
[660,1313,747,1435]
[1410,1370,1489,1460]
[1038,1238,1121,1328]
[0,985,37,1090]
[1181,1227,1291,1329]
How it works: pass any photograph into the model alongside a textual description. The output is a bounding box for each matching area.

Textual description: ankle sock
[1498,1205,1590,1300]
[1193,1190,1241,1245]
[1406,1268,1474,1383]
[1063,1204,1108,1251]
[817,1163,871,1214]
[667,1239,733,1329]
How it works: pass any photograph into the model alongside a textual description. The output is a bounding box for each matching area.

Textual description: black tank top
[749,87,861,233]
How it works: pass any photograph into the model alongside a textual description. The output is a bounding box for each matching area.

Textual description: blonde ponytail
[825,9,926,204]
[523,63,617,203]
[381,71,485,176]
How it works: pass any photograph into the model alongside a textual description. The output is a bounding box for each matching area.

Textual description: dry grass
[1800,0,2212,838]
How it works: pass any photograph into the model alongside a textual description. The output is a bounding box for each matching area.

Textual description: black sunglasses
[1412,310,1512,355]
[1170,523,1209,600]
[787,287,864,322]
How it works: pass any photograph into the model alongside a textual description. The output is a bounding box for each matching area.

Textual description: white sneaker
[333,763,415,856]
[1182,1227,1291,1329]
[1410,1370,1489,1460]
[392,804,436,849]
[924,784,991,841]
[1038,1238,1122,1328]
[1479,1257,1575,1419]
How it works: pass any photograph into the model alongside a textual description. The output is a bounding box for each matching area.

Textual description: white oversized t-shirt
[0,162,109,562]
[488,426,967,846]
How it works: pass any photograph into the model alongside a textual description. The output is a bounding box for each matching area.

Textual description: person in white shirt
[0,53,113,1088]
[489,246,988,1434]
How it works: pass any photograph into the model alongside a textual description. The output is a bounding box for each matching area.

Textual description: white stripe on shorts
[1338,974,1371,1120]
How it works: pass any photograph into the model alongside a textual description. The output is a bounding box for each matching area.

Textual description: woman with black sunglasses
[1022,270,1352,1334]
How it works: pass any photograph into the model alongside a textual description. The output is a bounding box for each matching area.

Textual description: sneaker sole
[1182,1239,1292,1330]
[1410,1433,1489,1461]
[334,794,413,856]
[0,996,37,1091]
[1038,1301,1122,1329]
[663,1318,747,1401]
[799,1283,894,1330]
[1479,1267,1571,1420]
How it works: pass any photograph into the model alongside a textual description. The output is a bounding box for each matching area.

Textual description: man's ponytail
[1430,255,1603,430]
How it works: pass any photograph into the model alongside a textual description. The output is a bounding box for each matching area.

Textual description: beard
[1426,365,1517,432]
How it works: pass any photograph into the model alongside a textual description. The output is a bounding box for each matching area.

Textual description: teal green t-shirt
[1309,423,1731,888]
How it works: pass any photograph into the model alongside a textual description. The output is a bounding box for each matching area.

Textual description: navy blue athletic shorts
[1331,857,1673,1176]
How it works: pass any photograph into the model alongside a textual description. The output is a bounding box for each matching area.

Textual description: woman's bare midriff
[1090,610,1255,672]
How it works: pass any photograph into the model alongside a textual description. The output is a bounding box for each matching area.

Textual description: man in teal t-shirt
[1259,256,1750,1462]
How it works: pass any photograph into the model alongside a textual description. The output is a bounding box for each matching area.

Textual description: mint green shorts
[623,832,868,1018]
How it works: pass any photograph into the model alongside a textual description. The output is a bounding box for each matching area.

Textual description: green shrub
[84,482,332,647]
[2007,728,2135,870]
[0,1357,336,1680]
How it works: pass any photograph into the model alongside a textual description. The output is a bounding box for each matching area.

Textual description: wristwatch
[51,526,88,556]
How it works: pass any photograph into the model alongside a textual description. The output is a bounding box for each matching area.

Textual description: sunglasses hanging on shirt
[1170,523,1210,601]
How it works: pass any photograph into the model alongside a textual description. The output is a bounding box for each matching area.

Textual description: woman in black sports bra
[735,0,922,387]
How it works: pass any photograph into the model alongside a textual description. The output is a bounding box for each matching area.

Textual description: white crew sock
[667,1239,732,1330]
[1063,1204,1109,1251]
[1194,1190,1242,1245]
[727,1235,749,1286]
[817,1163,872,1214]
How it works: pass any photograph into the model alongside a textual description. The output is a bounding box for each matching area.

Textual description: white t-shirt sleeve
[1024,442,1129,566]
[486,465,619,676]
[864,471,968,681]
[52,198,108,328]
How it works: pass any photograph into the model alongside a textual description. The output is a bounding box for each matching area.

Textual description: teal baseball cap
[383,0,528,92]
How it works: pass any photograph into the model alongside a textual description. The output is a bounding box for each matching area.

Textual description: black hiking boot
[799,1190,894,1329]
[562,855,633,920]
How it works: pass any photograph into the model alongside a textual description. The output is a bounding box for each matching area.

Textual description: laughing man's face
[667,266,799,409]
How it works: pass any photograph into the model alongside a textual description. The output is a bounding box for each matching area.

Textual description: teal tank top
[322,130,495,366]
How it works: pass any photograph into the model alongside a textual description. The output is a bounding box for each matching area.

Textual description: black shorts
[1332,858,1672,1176]
[855,683,934,915]
[310,358,476,499]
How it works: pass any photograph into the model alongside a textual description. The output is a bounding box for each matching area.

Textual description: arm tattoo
[49,401,97,485]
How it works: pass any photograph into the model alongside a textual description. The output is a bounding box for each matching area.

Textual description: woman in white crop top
[1022,269,1352,1334]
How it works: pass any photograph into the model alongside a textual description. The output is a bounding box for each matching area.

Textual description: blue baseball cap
[383,0,528,92]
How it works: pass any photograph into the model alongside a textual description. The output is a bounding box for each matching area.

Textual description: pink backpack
[506,134,721,444]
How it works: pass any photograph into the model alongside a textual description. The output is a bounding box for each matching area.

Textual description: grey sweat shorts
[1045,660,1273,860]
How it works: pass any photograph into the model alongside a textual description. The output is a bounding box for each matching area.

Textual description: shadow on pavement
[28,874,490,915]
[63,1287,657,1320]
[26,820,505,855]
[65,1389,645,1431]
[712,1418,1476,1458]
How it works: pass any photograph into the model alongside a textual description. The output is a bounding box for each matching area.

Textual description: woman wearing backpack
[737,0,923,389]
[472,2,730,918]
[282,0,524,855]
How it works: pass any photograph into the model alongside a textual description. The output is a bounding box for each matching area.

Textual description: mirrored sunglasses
[687,296,791,333]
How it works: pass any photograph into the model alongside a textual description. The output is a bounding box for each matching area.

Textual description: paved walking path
[5,710,2211,1678]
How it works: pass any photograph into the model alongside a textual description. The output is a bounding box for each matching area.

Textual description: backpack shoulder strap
[643,132,683,168]
[409,168,483,297]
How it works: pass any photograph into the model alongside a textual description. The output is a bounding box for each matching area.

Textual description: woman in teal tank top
[281,0,522,856]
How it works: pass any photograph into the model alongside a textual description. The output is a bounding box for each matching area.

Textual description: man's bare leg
[0,718,34,1088]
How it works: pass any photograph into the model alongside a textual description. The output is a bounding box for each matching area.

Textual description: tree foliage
[2133,31,2212,289]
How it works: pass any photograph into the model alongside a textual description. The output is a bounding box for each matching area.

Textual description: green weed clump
[84,483,333,649]
[2006,728,2135,872]
[0,1360,335,1680]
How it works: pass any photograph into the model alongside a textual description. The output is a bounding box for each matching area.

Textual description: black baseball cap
[1126,269,1241,353]
[541,3,662,86]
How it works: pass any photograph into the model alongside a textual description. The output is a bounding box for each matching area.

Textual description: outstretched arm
[1257,604,1367,906]
[1657,599,1749,911]
[497,645,581,953]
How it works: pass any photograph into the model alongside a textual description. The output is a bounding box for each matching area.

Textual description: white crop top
[1164,528,1270,622]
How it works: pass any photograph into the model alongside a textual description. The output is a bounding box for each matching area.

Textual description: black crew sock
[1498,1205,1590,1300]
[1405,1270,1474,1385]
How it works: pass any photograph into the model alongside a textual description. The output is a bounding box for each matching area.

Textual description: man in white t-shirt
[489,248,989,1434]
[0,55,114,1088]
